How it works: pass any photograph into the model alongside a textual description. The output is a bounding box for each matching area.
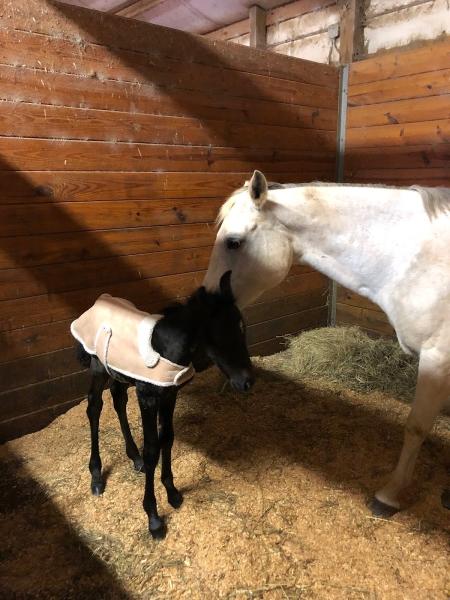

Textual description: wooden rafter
[112,0,165,19]
[249,5,266,49]
[338,0,366,63]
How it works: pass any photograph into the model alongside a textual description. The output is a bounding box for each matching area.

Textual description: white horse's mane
[216,182,450,225]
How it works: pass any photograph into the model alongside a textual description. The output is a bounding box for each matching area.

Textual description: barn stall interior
[0,0,449,598]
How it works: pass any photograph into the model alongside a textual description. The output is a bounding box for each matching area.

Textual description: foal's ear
[249,170,268,208]
[219,270,234,302]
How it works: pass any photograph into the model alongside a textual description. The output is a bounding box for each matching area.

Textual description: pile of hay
[274,326,418,400]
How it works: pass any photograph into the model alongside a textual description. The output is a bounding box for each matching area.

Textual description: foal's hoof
[441,489,450,509]
[133,457,145,473]
[369,496,399,518]
[168,489,184,509]
[149,520,167,540]
[91,480,105,496]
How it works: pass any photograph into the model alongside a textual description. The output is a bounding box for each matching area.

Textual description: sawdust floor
[1,354,449,599]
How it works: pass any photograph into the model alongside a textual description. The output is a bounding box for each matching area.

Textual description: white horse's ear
[249,170,268,208]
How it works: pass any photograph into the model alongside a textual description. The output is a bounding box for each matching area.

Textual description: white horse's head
[204,170,293,308]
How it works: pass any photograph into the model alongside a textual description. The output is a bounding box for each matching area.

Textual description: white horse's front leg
[371,350,450,517]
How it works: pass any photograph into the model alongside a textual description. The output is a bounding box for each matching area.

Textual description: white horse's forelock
[216,186,246,227]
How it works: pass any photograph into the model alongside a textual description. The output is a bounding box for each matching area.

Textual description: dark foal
[77,272,254,539]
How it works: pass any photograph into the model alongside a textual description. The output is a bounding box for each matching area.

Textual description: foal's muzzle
[230,369,255,393]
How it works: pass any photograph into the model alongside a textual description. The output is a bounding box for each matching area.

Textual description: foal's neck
[152,303,201,366]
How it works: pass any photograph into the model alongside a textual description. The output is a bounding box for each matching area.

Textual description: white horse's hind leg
[371,350,450,517]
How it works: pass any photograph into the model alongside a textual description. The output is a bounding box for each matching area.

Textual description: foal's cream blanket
[71,294,194,386]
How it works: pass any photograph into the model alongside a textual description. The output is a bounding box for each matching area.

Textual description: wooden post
[249,5,266,49]
[338,0,365,63]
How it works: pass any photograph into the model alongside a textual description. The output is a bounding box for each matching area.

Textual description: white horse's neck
[270,185,426,306]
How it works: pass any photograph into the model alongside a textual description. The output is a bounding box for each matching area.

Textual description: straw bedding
[1,327,449,599]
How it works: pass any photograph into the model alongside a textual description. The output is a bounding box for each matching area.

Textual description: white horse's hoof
[369,496,400,518]
[441,489,450,509]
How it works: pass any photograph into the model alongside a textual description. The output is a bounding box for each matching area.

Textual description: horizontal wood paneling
[0,30,337,112]
[247,306,328,346]
[0,397,82,444]
[0,199,223,237]
[347,119,450,149]
[347,94,450,128]
[336,303,394,337]
[0,1,339,87]
[0,102,336,150]
[348,38,450,86]
[0,65,337,132]
[0,1,338,438]
[1,271,326,364]
[0,348,80,395]
[348,68,450,106]
[337,286,382,312]
[0,224,215,270]
[340,39,449,335]
[0,145,335,175]
[0,370,90,424]
[0,247,213,301]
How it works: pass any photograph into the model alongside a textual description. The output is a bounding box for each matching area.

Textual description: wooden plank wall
[0,0,338,441]
[338,38,450,336]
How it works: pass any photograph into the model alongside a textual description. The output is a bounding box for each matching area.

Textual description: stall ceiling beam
[338,0,365,63]
[249,5,266,49]
[113,0,165,18]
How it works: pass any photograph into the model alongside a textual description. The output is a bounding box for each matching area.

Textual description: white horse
[204,170,450,516]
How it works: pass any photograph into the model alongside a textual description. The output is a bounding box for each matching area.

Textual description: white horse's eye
[226,237,242,250]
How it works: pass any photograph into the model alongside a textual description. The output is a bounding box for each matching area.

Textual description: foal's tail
[76,342,92,369]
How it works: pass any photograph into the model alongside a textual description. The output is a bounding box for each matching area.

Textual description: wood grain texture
[0,247,213,301]
[345,144,450,171]
[339,40,450,334]
[0,1,339,87]
[0,143,335,175]
[348,69,450,107]
[349,38,450,85]
[0,19,336,98]
[0,224,215,269]
[0,0,337,437]
[0,102,336,149]
[336,303,394,336]
[347,95,450,128]
[347,119,450,149]
[247,306,328,346]
[0,397,82,443]
[0,199,223,236]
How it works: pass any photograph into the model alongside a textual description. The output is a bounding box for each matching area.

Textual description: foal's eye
[226,237,242,250]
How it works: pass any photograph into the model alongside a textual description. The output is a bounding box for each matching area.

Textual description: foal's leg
[86,366,109,496]
[136,383,165,539]
[159,392,183,509]
[110,380,144,473]
[442,488,450,509]
[372,351,450,516]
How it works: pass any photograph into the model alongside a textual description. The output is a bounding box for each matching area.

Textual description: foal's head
[191,271,254,392]
[203,170,293,308]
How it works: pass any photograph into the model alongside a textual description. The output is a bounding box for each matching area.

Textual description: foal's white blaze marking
[204,171,450,511]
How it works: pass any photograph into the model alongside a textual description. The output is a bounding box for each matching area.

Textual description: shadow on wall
[0,0,338,439]
[0,3,339,337]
